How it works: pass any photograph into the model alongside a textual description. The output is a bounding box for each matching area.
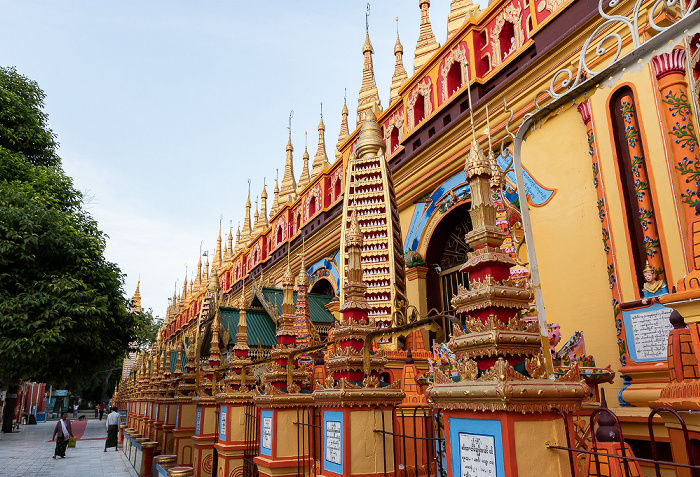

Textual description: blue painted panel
[323,410,344,475]
[195,407,202,435]
[260,410,273,456]
[448,417,504,477]
[219,406,227,441]
[175,404,180,428]
[621,302,673,363]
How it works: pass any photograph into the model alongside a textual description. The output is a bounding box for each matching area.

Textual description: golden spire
[131,281,142,312]
[234,282,249,351]
[225,225,233,263]
[390,17,408,104]
[447,0,479,38]
[233,224,242,254]
[195,255,203,292]
[260,182,269,229]
[270,176,280,217]
[253,196,260,233]
[241,184,252,243]
[203,256,210,284]
[335,95,350,161]
[279,260,296,335]
[212,226,222,270]
[296,252,308,287]
[356,108,385,158]
[311,105,329,177]
[414,0,440,72]
[357,16,382,125]
[298,132,311,191]
[279,116,298,205]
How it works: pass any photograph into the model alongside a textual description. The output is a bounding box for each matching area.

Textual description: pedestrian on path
[104,406,119,452]
[73,403,79,418]
[99,402,105,420]
[52,412,73,459]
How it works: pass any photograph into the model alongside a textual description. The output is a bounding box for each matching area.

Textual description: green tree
[0,66,141,431]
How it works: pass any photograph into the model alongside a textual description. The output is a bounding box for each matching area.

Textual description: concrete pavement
[0,418,138,477]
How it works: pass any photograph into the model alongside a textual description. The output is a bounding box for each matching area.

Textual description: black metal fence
[243,402,260,477]
[295,406,322,477]
[550,405,700,477]
[375,405,446,477]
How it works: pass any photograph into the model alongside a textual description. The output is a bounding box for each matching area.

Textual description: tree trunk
[2,384,18,433]
[101,366,113,404]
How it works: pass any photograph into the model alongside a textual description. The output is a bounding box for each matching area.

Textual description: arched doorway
[424,202,472,334]
[310,277,335,297]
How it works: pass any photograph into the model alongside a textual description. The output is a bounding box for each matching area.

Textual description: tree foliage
[0,66,141,387]
[133,308,164,352]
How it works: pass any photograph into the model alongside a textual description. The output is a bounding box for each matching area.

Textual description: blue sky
[1,1,488,314]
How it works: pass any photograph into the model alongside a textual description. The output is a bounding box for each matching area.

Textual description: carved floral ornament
[407,77,433,130]
[490,0,524,68]
[303,183,323,221]
[440,43,470,103]
[383,110,405,141]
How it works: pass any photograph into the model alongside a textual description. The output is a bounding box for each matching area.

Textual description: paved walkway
[0,419,137,477]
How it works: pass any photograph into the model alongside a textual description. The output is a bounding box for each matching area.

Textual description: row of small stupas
[162,0,482,327]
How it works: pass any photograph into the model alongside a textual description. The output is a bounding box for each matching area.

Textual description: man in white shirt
[104,407,120,452]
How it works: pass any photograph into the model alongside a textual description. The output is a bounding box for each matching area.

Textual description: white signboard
[325,421,342,465]
[630,307,673,360]
[262,417,272,450]
[459,433,496,477]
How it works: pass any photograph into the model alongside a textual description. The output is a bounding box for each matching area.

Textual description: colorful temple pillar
[653,48,700,274]
[253,262,314,477]
[312,112,405,477]
[192,271,223,477]
[427,139,588,477]
[172,331,198,466]
[214,285,256,477]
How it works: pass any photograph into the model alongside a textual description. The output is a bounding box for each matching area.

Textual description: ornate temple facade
[116,1,700,476]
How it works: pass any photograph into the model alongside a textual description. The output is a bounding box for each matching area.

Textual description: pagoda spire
[130,281,142,312]
[260,181,269,229]
[241,183,252,243]
[213,227,222,270]
[279,115,298,205]
[390,17,408,104]
[253,196,260,234]
[311,105,330,177]
[357,11,382,125]
[225,225,233,263]
[203,256,210,284]
[233,224,242,254]
[335,95,350,161]
[297,132,311,191]
[270,174,280,217]
[293,253,320,346]
[447,0,479,38]
[195,255,203,292]
[414,0,440,72]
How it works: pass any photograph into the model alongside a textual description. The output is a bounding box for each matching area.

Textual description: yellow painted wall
[349,409,394,475]
[513,419,570,476]
[522,104,622,396]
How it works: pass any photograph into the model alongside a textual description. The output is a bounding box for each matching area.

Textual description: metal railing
[243,402,260,477]
[295,406,322,477]
[549,405,700,477]
[375,405,446,477]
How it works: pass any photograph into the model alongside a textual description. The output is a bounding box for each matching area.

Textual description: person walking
[72,403,78,418]
[104,406,119,452]
[52,413,73,459]
[98,402,105,421]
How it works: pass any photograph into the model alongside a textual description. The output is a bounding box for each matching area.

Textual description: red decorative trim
[577,101,592,125]
[652,49,686,80]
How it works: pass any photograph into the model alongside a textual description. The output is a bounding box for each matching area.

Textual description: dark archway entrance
[310,277,335,297]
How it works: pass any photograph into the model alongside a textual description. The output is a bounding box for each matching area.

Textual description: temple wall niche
[520,105,622,397]
[591,69,686,297]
